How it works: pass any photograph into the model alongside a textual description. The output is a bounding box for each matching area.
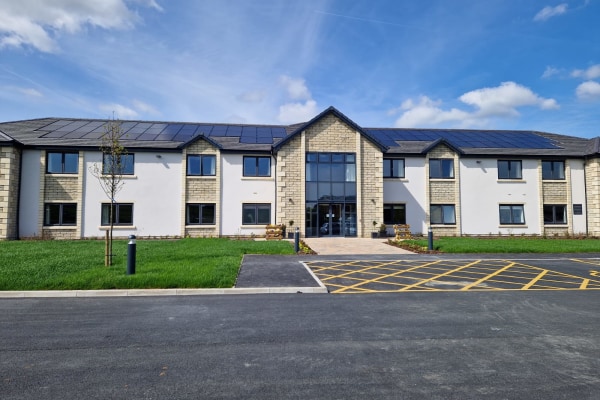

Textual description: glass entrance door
[318,203,343,236]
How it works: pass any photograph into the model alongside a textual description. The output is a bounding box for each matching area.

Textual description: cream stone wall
[0,146,21,239]
[540,160,571,236]
[39,150,83,240]
[276,114,382,238]
[426,144,460,236]
[585,158,600,236]
[182,140,220,237]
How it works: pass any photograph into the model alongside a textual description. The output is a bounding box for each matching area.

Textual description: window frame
[543,204,567,225]
[186,203,216,225]
[43,203,77,226]
[46,152,79,174]
[541,160,565,180]
[499,204,526,225]
[497,160,523,180]
[429,158,455,179]
[242,203,271,225]
[430,204,456,225]
[101,203,134,226]
[186,154,216,176]
[243,156,271,177]
[102,153,135,176]
[383,158,405,179]
[383,204,407,225]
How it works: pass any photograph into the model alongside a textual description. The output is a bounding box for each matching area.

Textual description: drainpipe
[15,145,23,239]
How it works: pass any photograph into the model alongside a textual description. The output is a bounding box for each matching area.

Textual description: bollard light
[294,227,300,253]
[127,235,136,275]
[427,226,433,251]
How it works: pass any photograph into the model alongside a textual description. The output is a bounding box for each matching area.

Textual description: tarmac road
[1,290,599,399]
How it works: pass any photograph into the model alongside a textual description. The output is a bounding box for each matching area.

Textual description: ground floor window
[101,203,133,226]
[44,203,77,226]
[499,204,525,225]
[544,204,567,224]
[242,203,271,225]
[186,203,215,224]
[430,204,456,225]
[384,204,406,225]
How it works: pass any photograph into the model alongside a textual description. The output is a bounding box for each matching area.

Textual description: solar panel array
[37,119,288,144]
[366,129,561,149]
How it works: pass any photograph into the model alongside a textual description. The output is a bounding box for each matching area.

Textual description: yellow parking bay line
[460,262,515,290]
[398,260,482,292]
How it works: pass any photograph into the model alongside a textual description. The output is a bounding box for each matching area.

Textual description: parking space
[305,258,600,293]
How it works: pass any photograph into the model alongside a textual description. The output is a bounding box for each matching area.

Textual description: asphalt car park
[305,256,600,294]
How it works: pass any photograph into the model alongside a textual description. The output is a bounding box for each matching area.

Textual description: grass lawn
[0,238,295,291]
[402,236,600,253]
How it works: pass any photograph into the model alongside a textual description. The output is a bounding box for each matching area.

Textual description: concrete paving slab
[302,237,414,255]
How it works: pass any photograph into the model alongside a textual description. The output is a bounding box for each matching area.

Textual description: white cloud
[237,90,266,104]
[99,103,138,119]
[278,100,318,124]
[16,87,43,97]
[572,64,600,80]
[279,75,311,100]
[576,81,600,101]
[132,99,160,116]
[534,3,568,21]
[393,82,559,128]
[0,0,157,53]
[542,66,561,79]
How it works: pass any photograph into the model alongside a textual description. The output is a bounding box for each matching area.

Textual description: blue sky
[1,0,599,137]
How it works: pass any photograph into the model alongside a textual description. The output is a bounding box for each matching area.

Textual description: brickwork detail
[585,159,600,236]
[182,140,220,237]
[0,146,21,239]
[540,160,572,236]
[276,135,304,232]
[427,144,460,236]
[359,137,382,237]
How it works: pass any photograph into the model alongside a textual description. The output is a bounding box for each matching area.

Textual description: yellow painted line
[571,258,600,266]
[399,260,481,291]
[522,269,548,290]
[460,262,515,290]
[334,260,443,293]
[581,279,590,289]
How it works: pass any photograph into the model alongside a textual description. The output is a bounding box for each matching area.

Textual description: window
[384,204,406,225]
[429,159,454,179]
[498,160,522,179]
[499,205,525,225]
[102,154,134,175]
[44,203,76,226]
[544,205,567,224]
[242,204,271,225]
[186,203,215,224]
[243,156,271,177]
[383,158,405,178]
[47,152,78,174]
[187,155,216,176]
[430,205,456,225]
[101,203,133,226]
[542,161,565,180]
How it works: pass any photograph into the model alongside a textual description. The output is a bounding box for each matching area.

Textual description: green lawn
[0,238,295,291]
[402,236,600,253]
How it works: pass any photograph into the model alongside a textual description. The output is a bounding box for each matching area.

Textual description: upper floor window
[498,160,522,179]
[101,203,133,226]
[44,203,77,226]
[499,204,525,225]
[383,158,405,178]
[102,154,134,175]
[187,155,216,176]
[542,161,565,180]
[47,152,78,174]
[429,158,454,179]
[430,204,456,225]
[243,156,271,177]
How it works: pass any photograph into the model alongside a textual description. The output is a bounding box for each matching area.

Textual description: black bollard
[127,235,136,275]
[294,227,300,253]
[427,227,433,251]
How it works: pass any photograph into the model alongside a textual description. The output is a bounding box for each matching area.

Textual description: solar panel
[239,136,257,144]
[256,137,273,144]
[226,126,242,136]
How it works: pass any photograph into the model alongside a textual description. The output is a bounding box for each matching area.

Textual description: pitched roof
[0,108,596,158]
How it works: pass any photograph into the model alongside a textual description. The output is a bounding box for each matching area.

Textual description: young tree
[90,119,128,266]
